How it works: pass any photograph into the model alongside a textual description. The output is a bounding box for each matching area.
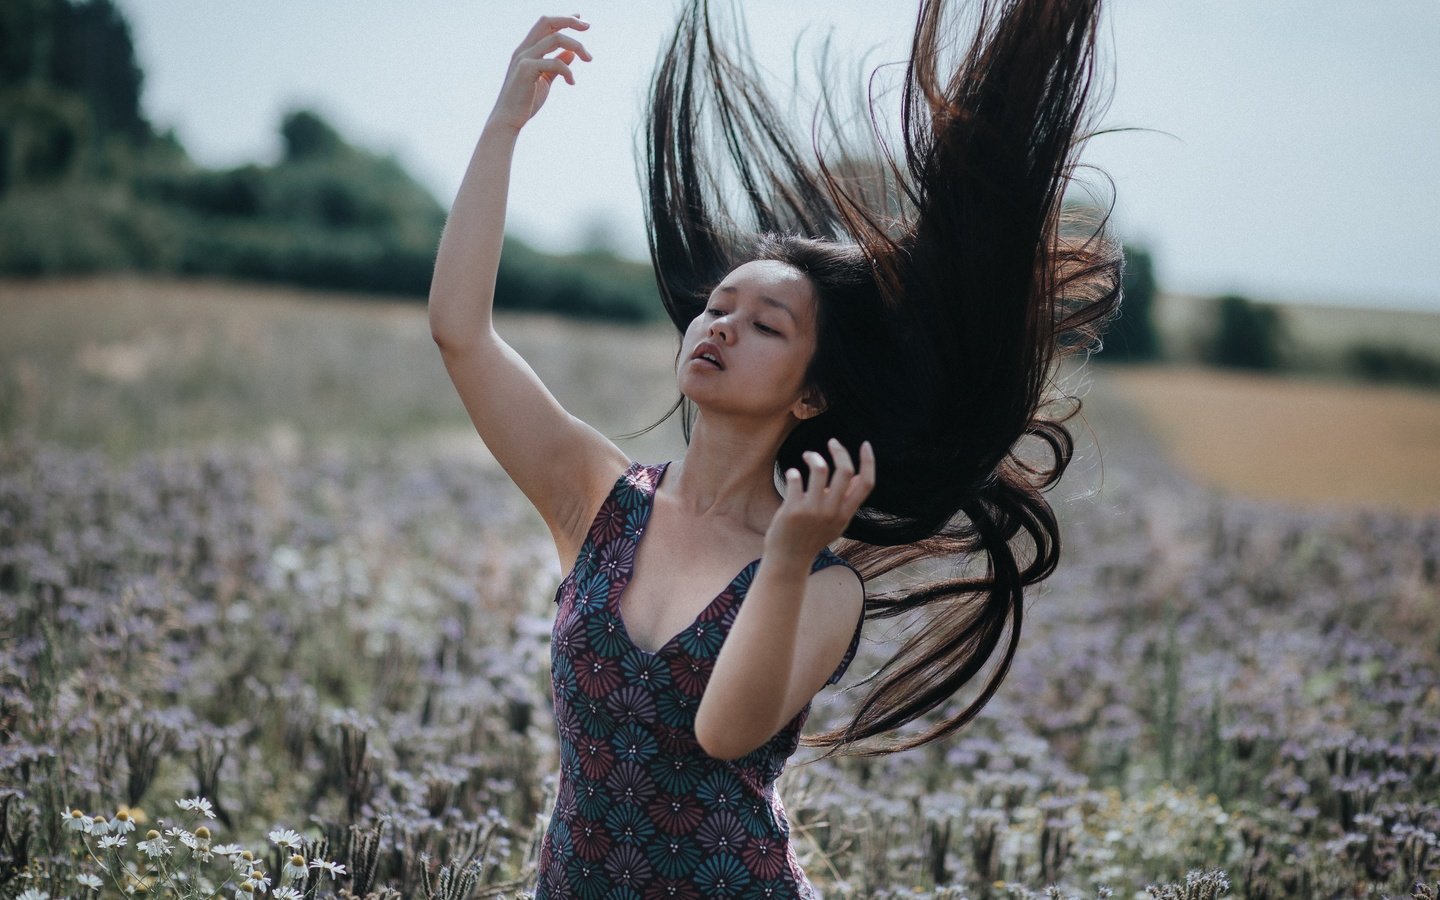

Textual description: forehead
[717,260,816,311]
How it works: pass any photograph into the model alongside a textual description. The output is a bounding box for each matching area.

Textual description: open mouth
[691,342,725,370]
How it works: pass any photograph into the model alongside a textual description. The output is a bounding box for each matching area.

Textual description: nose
[707,313,733,343]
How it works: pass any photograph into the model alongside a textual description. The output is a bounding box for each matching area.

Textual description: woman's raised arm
[429,15,628,567]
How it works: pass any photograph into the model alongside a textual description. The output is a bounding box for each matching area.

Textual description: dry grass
[0,274,686,465]
[1099,363,1440,512]
[5,275,1437,513]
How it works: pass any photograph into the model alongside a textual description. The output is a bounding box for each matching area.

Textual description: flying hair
[640,0,1124,757]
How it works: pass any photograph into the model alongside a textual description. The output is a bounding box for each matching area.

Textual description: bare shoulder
[799,559,864,652]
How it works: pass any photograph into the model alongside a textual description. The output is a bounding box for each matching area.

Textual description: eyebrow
[717,285,797,322]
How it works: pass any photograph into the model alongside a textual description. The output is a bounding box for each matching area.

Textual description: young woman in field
[429,0,1120,895]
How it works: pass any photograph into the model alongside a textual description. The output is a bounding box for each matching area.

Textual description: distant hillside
[1153,292,1440,368]
[0,0,663,321]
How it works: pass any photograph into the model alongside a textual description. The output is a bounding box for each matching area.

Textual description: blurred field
[2,277,1438,898]
[1152,291,1440,369]
[0,275,686,465]
[1098,365,1440,513]
[3,276,1437,513]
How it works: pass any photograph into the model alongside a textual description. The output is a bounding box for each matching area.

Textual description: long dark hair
[641,0,1123,756]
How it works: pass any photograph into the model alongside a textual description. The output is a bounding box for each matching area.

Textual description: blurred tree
[1205,294,1288,370]
[281,109,348,163]
[0,83,87,192]
[0,2,660,318]
[0,0,53,87]
[49,0,149,144]
[0,0,150,194]
[1344,343,1440,388]
[1101,243,1160,360]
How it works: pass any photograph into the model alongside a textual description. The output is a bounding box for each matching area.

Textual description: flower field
[1,278,1437,898]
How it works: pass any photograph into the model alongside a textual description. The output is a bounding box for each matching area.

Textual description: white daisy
[62,809,90,832]
[308,858,347,878]
[273,889,303,900]
[176,797,217,819]
[268,828,304,850]
[76,872,104,889]
[98,835,127,849]
[85,816,110,836]
[211,842,245,857]
[16,889,49,900]
[282,853,307,883]
[178,831,201,850]
[137,835,172,859]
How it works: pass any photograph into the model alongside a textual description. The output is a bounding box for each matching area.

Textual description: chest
[618,505,764,654]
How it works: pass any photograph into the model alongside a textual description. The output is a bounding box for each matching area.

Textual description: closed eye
[755,322,779,335]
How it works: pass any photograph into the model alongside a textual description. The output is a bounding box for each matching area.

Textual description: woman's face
[677,259,822,423]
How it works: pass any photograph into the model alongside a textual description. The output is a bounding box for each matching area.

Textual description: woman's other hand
[486,14,592,134]
[766,439,876,562]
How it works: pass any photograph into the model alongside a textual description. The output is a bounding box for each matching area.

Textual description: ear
[791,387,827,421]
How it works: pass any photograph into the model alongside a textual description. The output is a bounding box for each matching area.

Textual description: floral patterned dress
[537,461,865,899]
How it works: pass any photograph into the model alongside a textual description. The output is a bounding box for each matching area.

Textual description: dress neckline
[611,461,762,657]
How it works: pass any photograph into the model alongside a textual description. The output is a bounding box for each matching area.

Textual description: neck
[667,410,793,529]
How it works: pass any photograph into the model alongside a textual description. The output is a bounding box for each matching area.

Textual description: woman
[429,0,1121,895]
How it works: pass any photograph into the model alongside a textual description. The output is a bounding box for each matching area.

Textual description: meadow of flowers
[1,281,1437,898]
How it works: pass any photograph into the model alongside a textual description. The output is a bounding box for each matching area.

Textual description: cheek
[683,316,707,345]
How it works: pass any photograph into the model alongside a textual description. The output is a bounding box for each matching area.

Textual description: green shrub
[0,181,183,273]
[1204,294,1287,370]
[1103,243,1161,361]
[1344,342,1440,388]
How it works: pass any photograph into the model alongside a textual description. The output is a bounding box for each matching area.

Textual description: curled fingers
[516,14,589,53]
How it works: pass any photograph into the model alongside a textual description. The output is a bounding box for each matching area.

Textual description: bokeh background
[2,1,1437,898]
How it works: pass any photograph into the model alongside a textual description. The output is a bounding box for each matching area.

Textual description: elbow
[430,328,456,351]
[429,313,463,349]
[430,325,490,355]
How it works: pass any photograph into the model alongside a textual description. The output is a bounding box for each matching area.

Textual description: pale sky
[117,1,1439,312]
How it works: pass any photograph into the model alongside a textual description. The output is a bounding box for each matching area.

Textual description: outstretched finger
[519,14,589,51]
[527,57,576,85]
[802,451,831,495]
[841,440,876,507]
[783,466,803,502]
[519,31,593,63]
[827,438,855,481]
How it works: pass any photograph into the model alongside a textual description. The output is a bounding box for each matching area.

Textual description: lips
[690,340,725,370]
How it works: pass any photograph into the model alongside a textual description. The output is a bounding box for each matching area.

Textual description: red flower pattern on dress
[742,836,789,880]
[574,649,622,696]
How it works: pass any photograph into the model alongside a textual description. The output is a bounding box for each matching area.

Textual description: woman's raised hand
[766,439,876,563]
[487,15,592,134]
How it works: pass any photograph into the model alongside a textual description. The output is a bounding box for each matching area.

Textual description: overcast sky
[116,1,1439,312]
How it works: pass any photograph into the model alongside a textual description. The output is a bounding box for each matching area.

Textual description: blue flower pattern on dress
[538,461,864,899]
